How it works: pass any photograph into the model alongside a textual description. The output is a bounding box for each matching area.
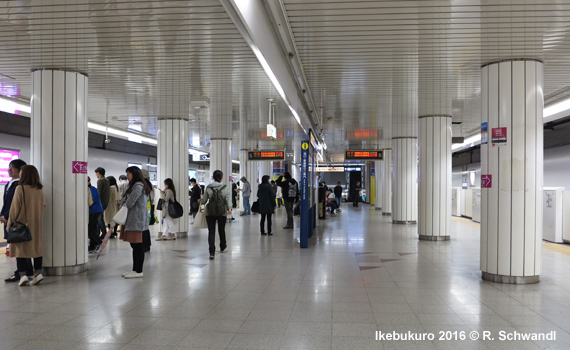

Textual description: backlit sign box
[0,149,20,183]
[248,151,285,161]
[345,150,383,160]
[267,124,276,140]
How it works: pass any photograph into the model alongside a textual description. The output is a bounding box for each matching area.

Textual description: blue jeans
[335,197,341,208]
[243,196,251,214]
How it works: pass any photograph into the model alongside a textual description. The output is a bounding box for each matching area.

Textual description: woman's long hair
[164,178,176,200]
[19,165,43,189]
[261,175,270,184]
[107,175,119,190]
[125,166,151,196]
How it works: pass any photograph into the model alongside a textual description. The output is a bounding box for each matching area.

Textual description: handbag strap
[20,185,28,226]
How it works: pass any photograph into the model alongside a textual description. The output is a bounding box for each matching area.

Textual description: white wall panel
[382,149,392,214]
[480,66,489,271]
[392,137,417,223]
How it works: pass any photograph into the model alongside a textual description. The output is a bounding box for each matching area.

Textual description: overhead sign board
[248,151,285,161]
[345,150,383,160]
[266,124,276,139]
[317,166,345,172]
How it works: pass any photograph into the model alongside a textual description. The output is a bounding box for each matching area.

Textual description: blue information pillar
[300,140,310,248]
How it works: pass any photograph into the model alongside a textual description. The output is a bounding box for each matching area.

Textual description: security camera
[104,138,111,144]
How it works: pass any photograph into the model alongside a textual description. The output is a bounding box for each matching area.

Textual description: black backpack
[288,180,298,199]
[206,185,227,216]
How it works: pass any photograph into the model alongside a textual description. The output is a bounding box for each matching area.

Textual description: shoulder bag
[113,204,128,225]
[6,186,32,244]
[168,199,184,218]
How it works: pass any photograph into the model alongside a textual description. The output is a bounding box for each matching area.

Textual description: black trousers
[353,194,360,207]
[260,213,272,234]
[284,200,294,227]
[88,212,103,250]
[98,202,109,239]
[130,243,144,273]
[17,257,42,276]
[142,229,151,252]
[206,215,227,255]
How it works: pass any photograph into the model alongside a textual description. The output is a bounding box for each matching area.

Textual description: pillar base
[43,263,88,276]
[393,220,416,224]
[419,235,450,241]
[382,212,391,216]
[177,232,188,238]
[481,271,539,284]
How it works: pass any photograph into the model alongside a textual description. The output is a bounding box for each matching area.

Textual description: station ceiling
[0,1,569,162]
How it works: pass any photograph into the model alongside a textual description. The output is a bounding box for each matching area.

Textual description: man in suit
[1,159,27,283]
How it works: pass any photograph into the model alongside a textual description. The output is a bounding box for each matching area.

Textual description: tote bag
[193,210,208,229]
[113,205,128,225]
[168,200,184,218]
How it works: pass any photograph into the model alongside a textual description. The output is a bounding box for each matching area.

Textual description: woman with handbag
[257,175,276,236]
[6,165,45,286]
[156,178,177,241]
[119,166,151,279]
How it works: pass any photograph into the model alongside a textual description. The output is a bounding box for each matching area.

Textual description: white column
[418,116,452,240]
[480,58,543,284]
[381,149,392,215]
[158,119,189,238]
[259,161,272,180]
[392,138,418,224]
[31,69,88,275]
[374,161,382,210]
[209,139,232,185]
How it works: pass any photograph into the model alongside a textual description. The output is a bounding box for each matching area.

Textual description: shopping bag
[113,205,128,225]
[193,210,208,229]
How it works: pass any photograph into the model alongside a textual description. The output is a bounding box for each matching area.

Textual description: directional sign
[72,161,88,174]
[481,174,492,188]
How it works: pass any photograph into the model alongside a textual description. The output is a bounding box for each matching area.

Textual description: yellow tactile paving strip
[452,216,481,228]
[543,242,570,256]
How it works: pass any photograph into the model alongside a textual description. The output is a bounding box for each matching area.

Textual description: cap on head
[240,176,247,181]
[141,169,150,180]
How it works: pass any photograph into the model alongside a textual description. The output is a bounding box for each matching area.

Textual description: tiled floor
[2,205,570,349]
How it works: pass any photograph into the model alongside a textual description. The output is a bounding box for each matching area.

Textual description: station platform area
[1,205,570,350]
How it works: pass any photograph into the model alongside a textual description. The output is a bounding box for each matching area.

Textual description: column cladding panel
[480,59,543,283]
[382,149,392,215]
[209,139,232,185]
[158,119,189,236]
[31,69,89,273]
[392,138,418,223]
[374,160,382,210]
[418,116,451,239]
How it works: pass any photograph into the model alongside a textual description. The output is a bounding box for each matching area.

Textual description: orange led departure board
[248,151,285,160]
[345,150,383,160]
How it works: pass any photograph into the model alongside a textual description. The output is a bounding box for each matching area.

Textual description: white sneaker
[18,275,29,286]
[155,236,167,241]
[121,271,132,277]
[124,272,143,279]
[30,273,44,285]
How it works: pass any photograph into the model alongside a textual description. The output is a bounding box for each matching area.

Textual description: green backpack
[207,185,227,216]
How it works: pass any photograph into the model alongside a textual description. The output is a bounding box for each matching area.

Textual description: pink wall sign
[72,161,88,174]
[481,174,492,188]
[0,149,20,183]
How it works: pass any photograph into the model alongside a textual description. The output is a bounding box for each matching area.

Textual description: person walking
[257,175,276,235]
[334,181,343,210]
[239,176,251,216]
[6,165,45,286]
[105,176,120,238]
[95,167,110,240]
[353,181,362,207]
[202,170,231,260]
[2,159,26,283]
[189,178,201,219]
[119,166,151,279]
[156,178,177,241]
[88,177,104,253]
[276,172,298,229]
[275,181,283,208]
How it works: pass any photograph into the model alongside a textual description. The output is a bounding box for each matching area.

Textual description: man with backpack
[276,172,298,229]
[201,170,232,260]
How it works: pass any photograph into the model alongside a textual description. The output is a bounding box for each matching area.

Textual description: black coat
[1,180,19,238]
[257,183,276,214]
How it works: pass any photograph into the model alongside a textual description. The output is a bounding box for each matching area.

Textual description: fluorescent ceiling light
[188,148,207,157]
[452,134,481,151]
[87,122,157,145]
[0,96,31,114]
[232,160,240,164]
[544,98,570,118]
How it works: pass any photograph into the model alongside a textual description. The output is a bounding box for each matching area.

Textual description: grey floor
[1,204,570,350]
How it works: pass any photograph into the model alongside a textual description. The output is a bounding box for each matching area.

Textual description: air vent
[545,87,570,107]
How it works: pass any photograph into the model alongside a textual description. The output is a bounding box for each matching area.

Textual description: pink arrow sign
[72,161,88,174]
[481,174,492,188]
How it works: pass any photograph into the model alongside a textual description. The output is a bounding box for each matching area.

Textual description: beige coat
[7,185,45,258]
[104,186,120,224]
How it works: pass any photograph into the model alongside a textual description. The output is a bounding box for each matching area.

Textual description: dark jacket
[2,179,19,238]
[97,176,111,205]
[257,183,276,215]
[89,186,104,215]
[334,185,343,198]
[190,184,201,212]
[276,175,298,202]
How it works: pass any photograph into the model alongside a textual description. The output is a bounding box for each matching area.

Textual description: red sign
[72,161,88,174]
[481,174,492,188]
[491,127,507,146]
